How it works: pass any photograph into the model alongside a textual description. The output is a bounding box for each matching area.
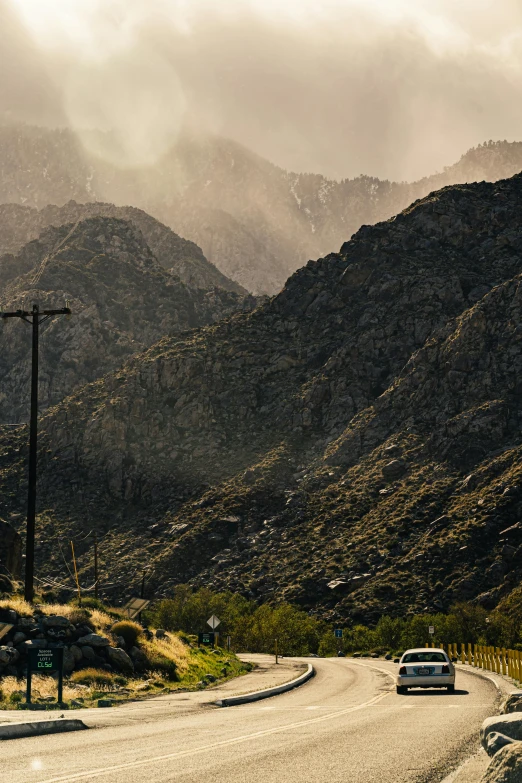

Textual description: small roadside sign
[27,648,64,704]
[334,629,343,638]
[123,597,151,620]
[207,615,221,630]
[428,626,435,635]
[198,632,215,646]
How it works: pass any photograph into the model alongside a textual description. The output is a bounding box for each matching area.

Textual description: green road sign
[198,632,215,646]
[28,647,64,672]
[26,648,64,705]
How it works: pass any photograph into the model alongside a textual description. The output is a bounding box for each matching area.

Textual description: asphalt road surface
[2,658,498,783]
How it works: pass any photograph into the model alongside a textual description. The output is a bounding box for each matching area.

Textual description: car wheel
[447,684,455,693]
[396,686,407,695]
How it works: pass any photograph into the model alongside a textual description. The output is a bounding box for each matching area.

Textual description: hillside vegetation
[0,596,247,710]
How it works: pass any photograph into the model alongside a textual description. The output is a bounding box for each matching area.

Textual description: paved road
[2,659,499,783]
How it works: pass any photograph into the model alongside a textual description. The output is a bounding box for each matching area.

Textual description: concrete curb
[216,663,314,707]
[0,719,88,741]
[455,664,522,698]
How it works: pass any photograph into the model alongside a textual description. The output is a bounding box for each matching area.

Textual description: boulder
[481,742,522,782]
[129,646,149,671]
[501,694,522,714]
[106,646,134,674]
[481,715,522,750]
[70,644,83,663]
[63,647,76,674]
[486,733,516,757]
[382,459,407,480]
[0,645,19,666]
[13,632,26,645]
[155,629,167,639]
[77,633,110,647]
[82,645,95,661]
[42,615,71,629]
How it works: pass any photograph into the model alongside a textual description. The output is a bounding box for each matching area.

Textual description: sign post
[428,626,435,647]
[27,648,64,705]
[334,628,343,654]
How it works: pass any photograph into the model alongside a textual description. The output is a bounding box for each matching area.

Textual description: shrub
[147,654,179,681]
[114,676,128,686]
[67,609,92,627]
[9,692,22,703]
[110,620,143,648]
[70,668,115,688]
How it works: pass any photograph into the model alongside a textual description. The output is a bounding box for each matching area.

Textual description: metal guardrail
[426,641,521,680]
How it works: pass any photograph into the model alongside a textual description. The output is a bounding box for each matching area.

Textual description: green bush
[9,692,22,703]
[70,668,115,688]
[110,620,143,648]
[114,676,128,686]
[147,654,179,681]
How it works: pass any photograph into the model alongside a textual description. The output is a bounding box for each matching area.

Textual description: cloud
[3,0,522,179]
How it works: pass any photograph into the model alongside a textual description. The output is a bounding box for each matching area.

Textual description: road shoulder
[0,654,307,733]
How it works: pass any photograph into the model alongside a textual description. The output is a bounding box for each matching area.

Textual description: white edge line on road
[36,690,391,783]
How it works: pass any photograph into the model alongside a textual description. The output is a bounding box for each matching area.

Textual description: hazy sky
[2,0,522,180]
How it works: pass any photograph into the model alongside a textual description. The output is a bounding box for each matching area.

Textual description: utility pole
[1,303,71,602]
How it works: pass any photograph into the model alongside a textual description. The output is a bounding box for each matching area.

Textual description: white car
[396,648,455,694]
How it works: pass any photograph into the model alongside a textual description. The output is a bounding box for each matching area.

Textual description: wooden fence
[426,641,521,680]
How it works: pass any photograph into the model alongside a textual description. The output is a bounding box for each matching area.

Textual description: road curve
[2,659,498,783]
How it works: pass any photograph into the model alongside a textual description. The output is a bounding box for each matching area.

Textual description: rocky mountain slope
[1,174,521,621]
[3,125,522,294]
[0,200,246,294]
[0,216,253,422]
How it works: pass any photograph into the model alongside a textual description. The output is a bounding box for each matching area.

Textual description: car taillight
[399,666,407,675]
[441,665,450,674]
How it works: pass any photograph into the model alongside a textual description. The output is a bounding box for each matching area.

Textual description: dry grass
[0,597,34,617]
[142,634,190,677]
[0,675,79,703]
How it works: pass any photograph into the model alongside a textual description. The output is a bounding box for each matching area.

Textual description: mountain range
[1,171,521,622]
[3,124,522,293]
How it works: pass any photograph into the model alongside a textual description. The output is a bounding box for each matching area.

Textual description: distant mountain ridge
[2,124,522,293]
[0,215,253,422]
[0,200,246,294]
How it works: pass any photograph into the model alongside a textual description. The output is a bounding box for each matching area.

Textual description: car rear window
[402,652,447,663]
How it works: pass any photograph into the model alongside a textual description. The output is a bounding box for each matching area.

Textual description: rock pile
[0,608,140,678]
